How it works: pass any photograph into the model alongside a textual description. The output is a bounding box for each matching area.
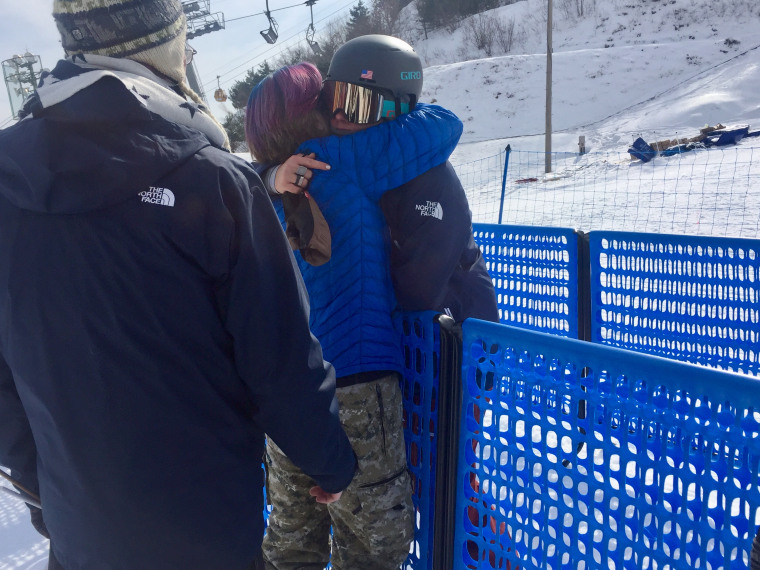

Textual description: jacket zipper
[358,467,406,489]
[376,384,387,456]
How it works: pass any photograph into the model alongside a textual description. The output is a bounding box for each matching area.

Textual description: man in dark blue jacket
[380,161,500,323]
[0,1,355,569]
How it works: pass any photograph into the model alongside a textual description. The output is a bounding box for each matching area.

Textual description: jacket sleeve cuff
[319,450,359,495]
[264,165,281,195]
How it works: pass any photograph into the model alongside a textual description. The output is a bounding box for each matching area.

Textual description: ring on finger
[295,174,304,186]
[296,165,308,176]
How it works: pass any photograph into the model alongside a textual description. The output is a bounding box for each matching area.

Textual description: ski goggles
[324,80,408,124]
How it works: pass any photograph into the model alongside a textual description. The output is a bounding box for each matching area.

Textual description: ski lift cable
[198,2,327,87]
[200,0,354,86]
[200,32,301,91]
[199,0,356,93]
[224,1,316,24]
[307,0,317,31]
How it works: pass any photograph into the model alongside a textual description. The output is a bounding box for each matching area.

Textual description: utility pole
[2,52,43,120]
[545,0,553,174]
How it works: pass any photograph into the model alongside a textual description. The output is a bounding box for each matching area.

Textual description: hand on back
[274,153,330,196]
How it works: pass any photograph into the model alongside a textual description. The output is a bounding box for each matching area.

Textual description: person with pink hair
[246,44,463,569]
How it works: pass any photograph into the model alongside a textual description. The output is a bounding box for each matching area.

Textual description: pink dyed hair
[245,62,330,164]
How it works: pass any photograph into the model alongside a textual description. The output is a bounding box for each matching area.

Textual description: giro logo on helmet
[400,71,421,80]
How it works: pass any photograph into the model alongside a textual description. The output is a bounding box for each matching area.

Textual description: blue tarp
[702,125,750,146]
[628,137,656,162]
[630,125,752,162]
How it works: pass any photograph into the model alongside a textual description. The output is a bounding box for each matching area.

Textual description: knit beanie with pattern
[52,0,187,85]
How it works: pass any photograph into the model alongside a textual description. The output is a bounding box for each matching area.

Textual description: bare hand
[274,153,330,196]
[309,485,342,504]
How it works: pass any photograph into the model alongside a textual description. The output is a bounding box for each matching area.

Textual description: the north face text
[415,201,443,220]
[139,187,175,207]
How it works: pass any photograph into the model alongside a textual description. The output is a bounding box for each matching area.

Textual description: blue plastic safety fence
[473,224,582,338]
[398,311,441,570]
[454,318,760,569]
[588,231,760,376]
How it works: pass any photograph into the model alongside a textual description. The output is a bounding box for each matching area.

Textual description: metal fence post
[576,230,591,342]
[432,315,462,570]
[498,144,511,225]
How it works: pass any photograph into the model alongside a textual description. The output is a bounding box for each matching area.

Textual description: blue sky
[0,0,360,126]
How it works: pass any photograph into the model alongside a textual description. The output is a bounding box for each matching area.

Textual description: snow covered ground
[2,0,759,566]
[419,0,760,237]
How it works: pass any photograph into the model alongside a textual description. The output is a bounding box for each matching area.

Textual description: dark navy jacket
[380,161,500,323]
[0,62,355,569]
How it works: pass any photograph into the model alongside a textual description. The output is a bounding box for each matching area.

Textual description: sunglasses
[184,44,197,66]
[324,80,408,125]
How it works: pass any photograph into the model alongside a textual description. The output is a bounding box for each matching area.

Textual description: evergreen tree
[417,0,438,27]
[221,61,274,150]
[460,0,499,18]
[227,61,274,111]
[222,109,247,151]
[418,0,459,28]
[346,0,372,40]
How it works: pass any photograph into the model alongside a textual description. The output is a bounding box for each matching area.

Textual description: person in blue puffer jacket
[245,39,462,569]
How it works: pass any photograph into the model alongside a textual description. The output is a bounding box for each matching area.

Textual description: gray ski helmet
[326,35,423,107]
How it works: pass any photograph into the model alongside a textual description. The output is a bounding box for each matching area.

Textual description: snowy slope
[411,0,760,161]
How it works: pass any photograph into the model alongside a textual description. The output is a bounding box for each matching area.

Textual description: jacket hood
[0,64,213,215]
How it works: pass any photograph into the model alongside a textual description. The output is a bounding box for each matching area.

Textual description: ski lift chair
[260,1,278,44]
[213,75,227,102]
[305,0,321,54]
[306,24,322,55]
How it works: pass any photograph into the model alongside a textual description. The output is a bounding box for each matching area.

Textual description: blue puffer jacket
[277,104,463,382]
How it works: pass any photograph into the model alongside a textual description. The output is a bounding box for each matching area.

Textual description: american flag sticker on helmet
[360,69,373,79]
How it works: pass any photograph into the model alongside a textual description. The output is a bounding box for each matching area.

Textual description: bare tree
[558,0,597,19]
[463,14,497,56]
[371,0,403,35]
[494,16,517,53]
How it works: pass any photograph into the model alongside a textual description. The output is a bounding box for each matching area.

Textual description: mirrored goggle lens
[327,81,386,124]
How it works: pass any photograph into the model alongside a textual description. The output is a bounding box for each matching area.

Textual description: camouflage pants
[262,375,414,570]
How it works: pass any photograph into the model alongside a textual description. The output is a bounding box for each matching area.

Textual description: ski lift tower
[181,0,225,102]
[2,52,43,120]
[183,0,225,39]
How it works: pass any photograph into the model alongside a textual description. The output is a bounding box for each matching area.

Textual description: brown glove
[282,193,331,266]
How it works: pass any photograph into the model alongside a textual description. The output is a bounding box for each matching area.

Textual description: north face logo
[139,186,175,207]
[415,201,443,220]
